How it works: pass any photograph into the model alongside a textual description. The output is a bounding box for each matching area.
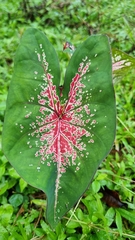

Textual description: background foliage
[0,0,135,239]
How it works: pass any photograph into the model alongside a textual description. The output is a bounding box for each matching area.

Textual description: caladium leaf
[2,28,116,228]
[112,48,135,80]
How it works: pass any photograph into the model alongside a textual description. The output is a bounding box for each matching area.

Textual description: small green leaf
[19,178,28,192]
[96,173,107,180]
[8,167,20,179]
[0,182,8,195]
[0,204,13,227]
[66,221,80,229]
[105,207,115,226]
[8,178,17,190]
[92,180,100,193]
[117,208,135,224]
[115,210,123,236]
[31,199,46,207]
[9,194,23,208]
[0,164,5,180]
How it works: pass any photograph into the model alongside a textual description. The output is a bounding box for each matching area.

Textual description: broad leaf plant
[2,28,116,228]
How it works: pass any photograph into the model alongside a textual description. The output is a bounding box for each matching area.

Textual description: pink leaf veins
[21,46,98,173]
[18,44,99,211]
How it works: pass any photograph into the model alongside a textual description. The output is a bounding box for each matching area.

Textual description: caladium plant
[2,28,116,228]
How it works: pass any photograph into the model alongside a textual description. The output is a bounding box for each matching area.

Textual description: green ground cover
[0,0,135,239]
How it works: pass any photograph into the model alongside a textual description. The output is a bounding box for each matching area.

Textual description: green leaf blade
[2,29,116,228]
[116,210,123,236]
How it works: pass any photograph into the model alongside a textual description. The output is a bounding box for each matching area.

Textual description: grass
[0,0,135,239]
